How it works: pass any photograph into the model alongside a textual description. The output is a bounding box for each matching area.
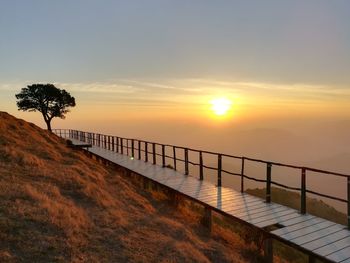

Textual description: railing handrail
[52,128,350,229]
[53,128,350,178]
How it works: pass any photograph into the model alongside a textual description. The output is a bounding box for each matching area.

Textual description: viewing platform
[55,129,350,263]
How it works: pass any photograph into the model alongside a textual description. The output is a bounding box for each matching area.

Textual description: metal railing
[53,128,350,229]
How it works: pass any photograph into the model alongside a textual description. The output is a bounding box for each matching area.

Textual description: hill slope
[0,112,259,262]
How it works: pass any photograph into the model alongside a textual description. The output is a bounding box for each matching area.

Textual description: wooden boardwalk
[66,136,350,263]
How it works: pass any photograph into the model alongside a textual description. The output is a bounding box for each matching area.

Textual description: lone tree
[15,84,76,131]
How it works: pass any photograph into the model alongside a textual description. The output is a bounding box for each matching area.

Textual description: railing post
[301,168,306,214]
[104,135,107,149]
[199,151,203,180]
[348,176,350,229]
[162,145,165,167]
[145,142,148,162]
[116,137,119,153]
[218,154,222,187]
[266,163,272,203]
[152,143,156,164]
[241,157,245,193]
[120,138,124,154]
[173,146,177,171]
[108,136,111,150]
[126,139,129,156]
[184,148,189,175]
[111,136,114,151]
[131,139,135,158]
[138,141,141,160]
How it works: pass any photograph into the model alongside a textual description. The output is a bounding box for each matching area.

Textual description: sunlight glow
[210,98,232,116]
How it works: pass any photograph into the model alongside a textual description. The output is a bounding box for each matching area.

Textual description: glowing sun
[210,97,232,116]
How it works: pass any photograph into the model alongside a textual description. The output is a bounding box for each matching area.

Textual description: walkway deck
[67,137,350,263]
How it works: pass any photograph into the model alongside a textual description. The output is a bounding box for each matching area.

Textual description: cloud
[1,78,349,109]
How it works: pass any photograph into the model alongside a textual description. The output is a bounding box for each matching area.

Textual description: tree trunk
[46,120,52,132]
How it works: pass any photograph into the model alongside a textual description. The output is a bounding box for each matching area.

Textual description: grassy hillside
[0,112,267,262]
[246,187,347,225]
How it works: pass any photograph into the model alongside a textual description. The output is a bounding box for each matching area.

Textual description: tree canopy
[15,84,76,131]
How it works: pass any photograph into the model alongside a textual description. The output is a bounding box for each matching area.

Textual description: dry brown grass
[0,112,267,262]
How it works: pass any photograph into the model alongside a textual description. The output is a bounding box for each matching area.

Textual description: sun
[210,97,232,116]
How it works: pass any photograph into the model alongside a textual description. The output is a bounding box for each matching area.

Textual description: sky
[1,0,350,157]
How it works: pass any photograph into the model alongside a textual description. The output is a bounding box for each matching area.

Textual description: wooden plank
[302,229,350,251]
[341,257,350,263]
[245,209,297,226]
[207,196,262,211]
[150,173,180,181]
[168,180,199,191]
[235,205,287,221]
[255,211,306,228]
[272,217,325,236]
[183,187,222,199]
[178,183,218,194]
[292,224,345,245]
[184,186,224,197]
[197,188,241,200]
[313,236,350,257]
[224,201,272,216]
[210,193,261,204]
[188,190,238,203]
[162,176,196,186]
[234,204,286,219]
[279,221,336,241]
[197,190,244,203]
[170,178,205,190]
[208,195,254,210]
[222,198,264,212]
[197,190,245,202]
[157,176,188,184]
[200,196,262,213]
[224,200,264,215]
[326,245,350,262]
[341,258,350,263]
[278,214,316,227]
